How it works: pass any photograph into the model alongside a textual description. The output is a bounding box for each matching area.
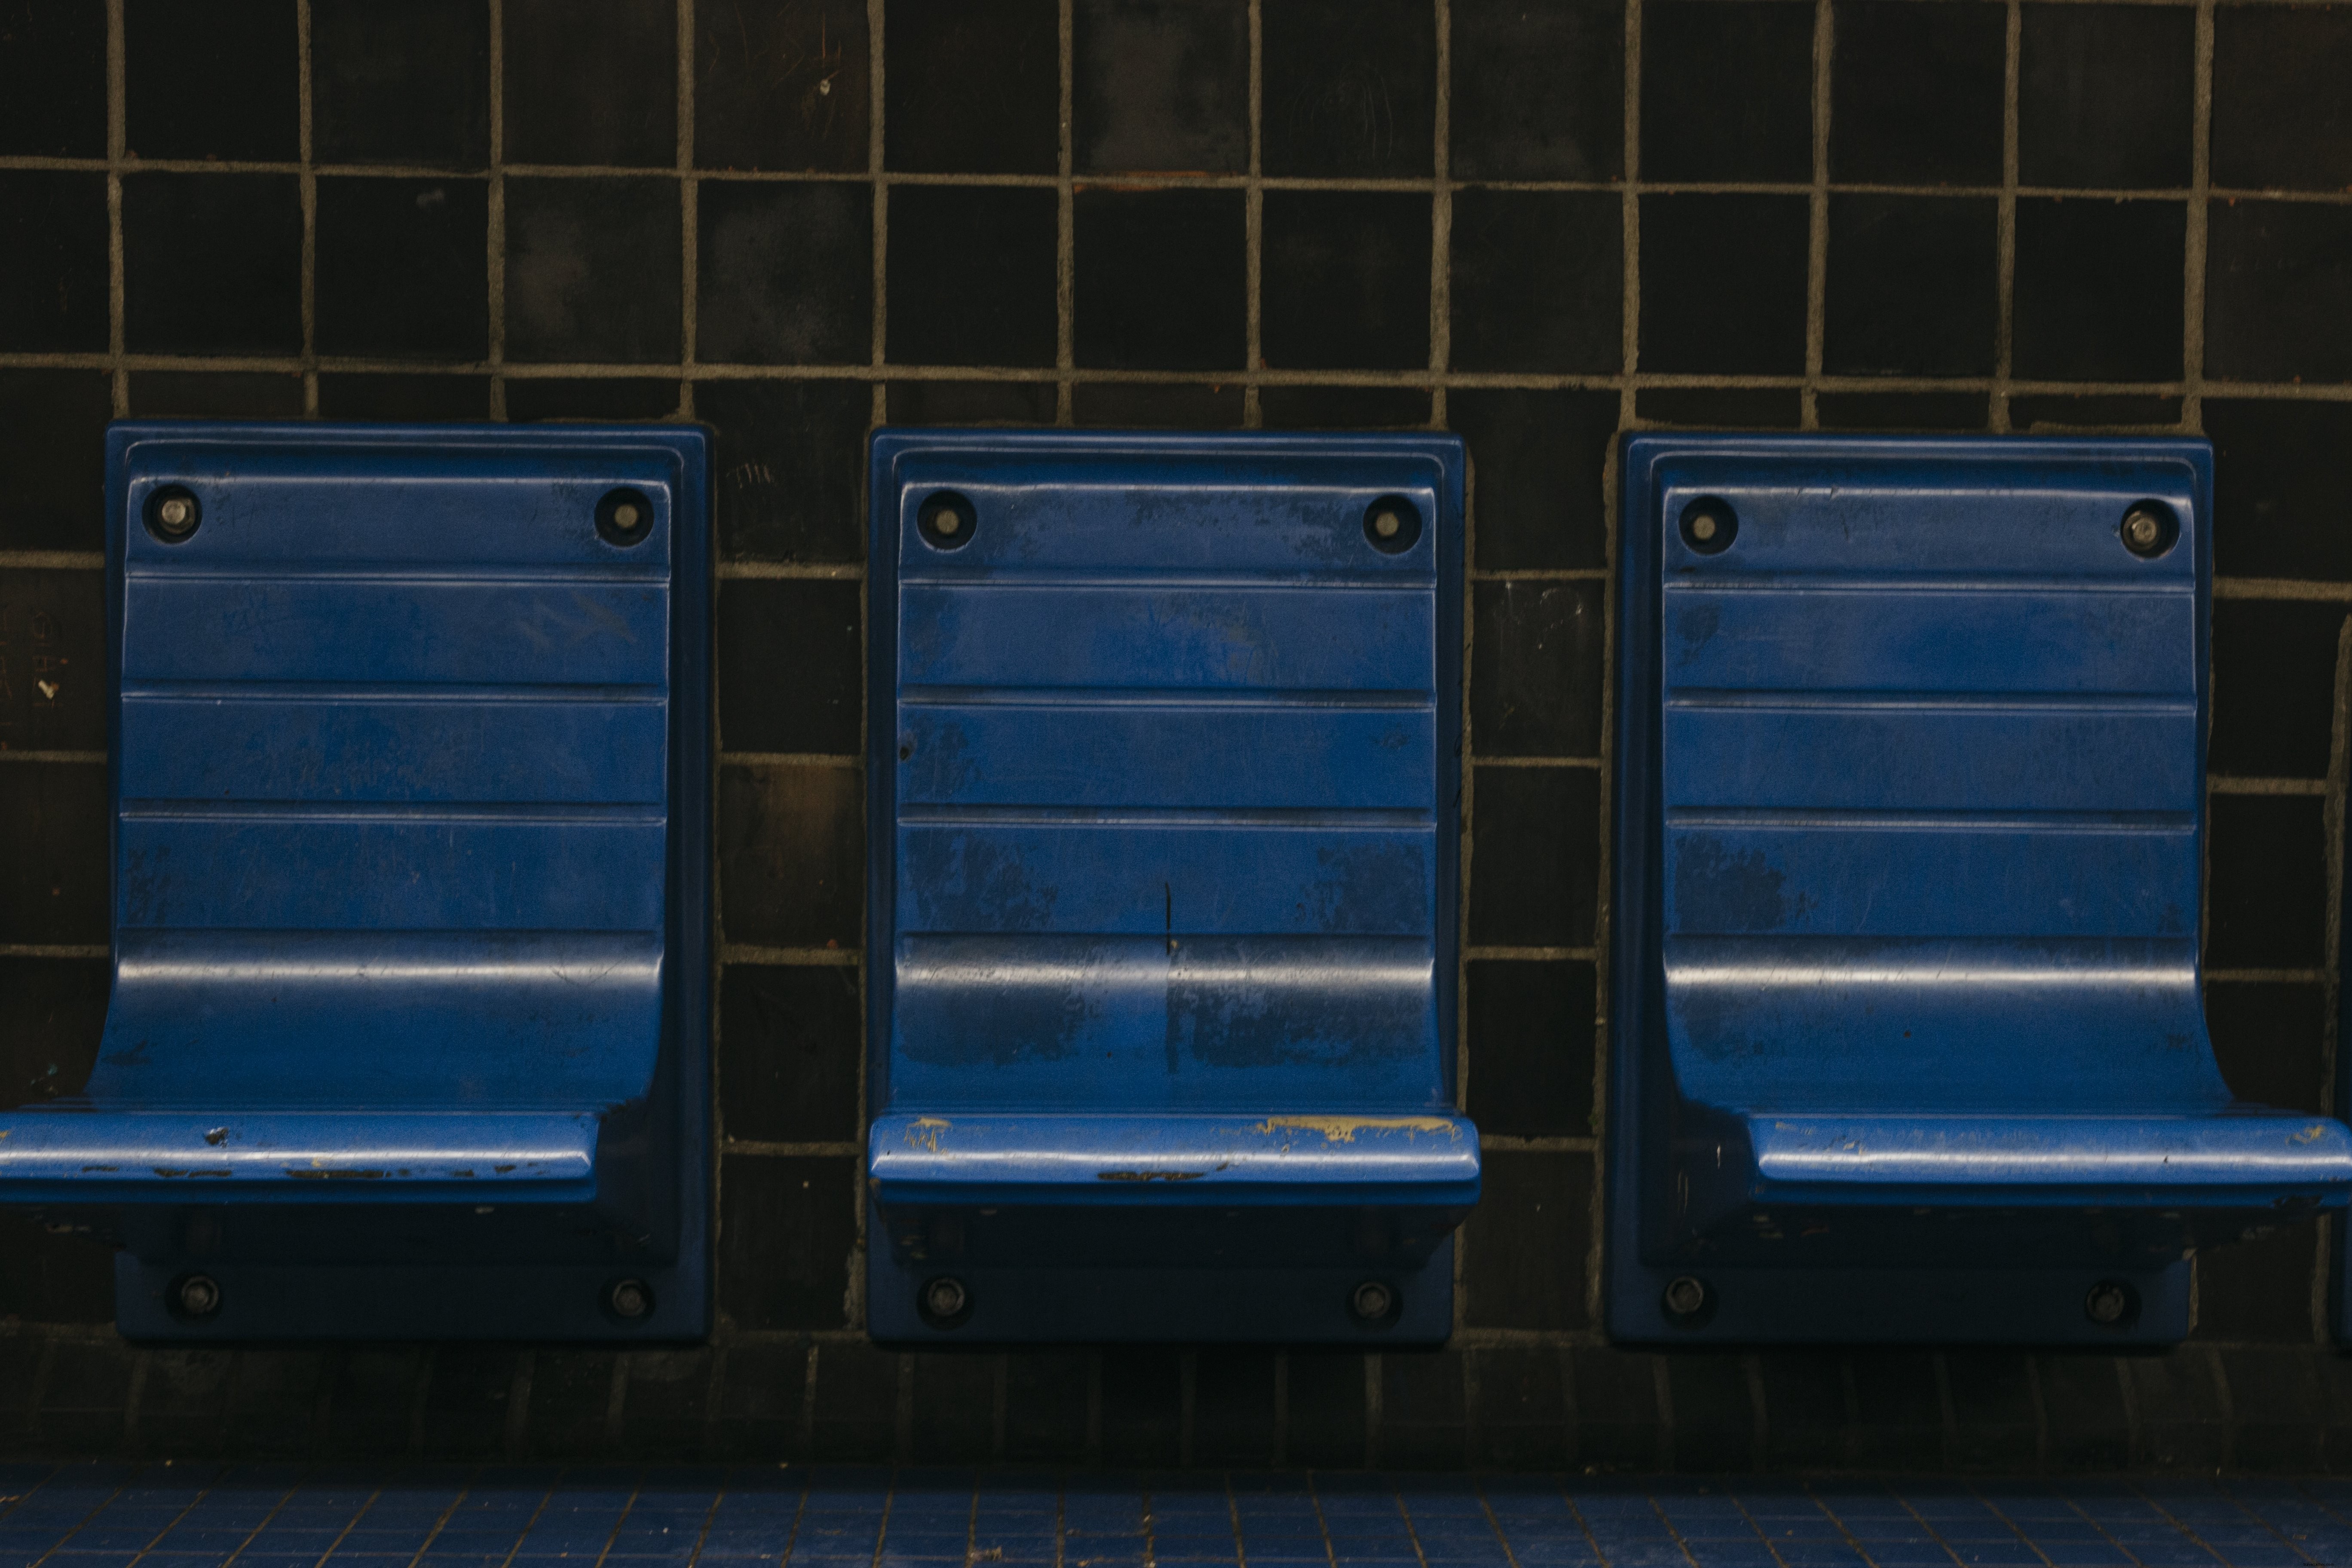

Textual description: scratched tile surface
[4,1470,2352,1568]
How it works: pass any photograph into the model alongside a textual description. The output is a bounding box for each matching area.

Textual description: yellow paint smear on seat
[1251,1115,1460,1143]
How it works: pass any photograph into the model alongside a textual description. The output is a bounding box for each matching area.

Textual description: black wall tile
[2040,1356,2131,1468]
[698,181,873,365]
[1462,1150,1592,1330]
[1569,1346,1665,1470]
[321,1348,424,1455]
[908,1351,996,1462]
[0,172,107,354]
[1638,193,1808,375]
[2010,197,2185,383]
[1262,191,1433,371]
[885,184,1059,367]
[0,956,105,1111]
[696,0,868,174]
[1824,194,1998,377]
[1635,386,1801,429]
[2206,398,2352,582]
[1758,1352,1849,1469]
[1449,190,1621,375]
[123,173,303,355]
[1453,389,1617,572]
[0,1218,111,1325]
[1815,391,1988,431]
[719,963,861,1145]
[316,373,493,420]
[1943,1351,2038,1468]
[806,1341,897,1459]
[1069,383,1245,428]
[1262,0,1436,178]
[2205,793,2325,971]
[1286,1350,1369,1468]
[312,0,490,166]
[1003,1352,1090,1462]
[716,1342,808,1457]
[884,0,1058,175]
[1472,579,1604,757]
[0,762,107,945]
[2210,599,2343,780]
[1666,1352,1756,1472]
[2019,4,2193,191]
[1099,1349,1181,1467]
[2193,1224,2317,1343]
[2226,1348,2326,1469]
[1642,1,1814,183]
[523,1347,618,1455]
[0,570,104,755]
[1466,959,1597,1139]
[717,761,864,948]
[1074,0,1249,175]
[0,370,112,552]
[1450,0,1623,181]
[1258,385,1430,429]
[129,369,304,415]
[887,379,1059,426]
[503,0,677,167]
[134,1349,232,1455]
[2208,980,2324,1116]
[315,177,490,360]
[504,377,679,421]
[2213,5,2352,193]
[717,578,861,755]
[1829,0,2005,186]
[1469,764,1601,948]
[1074,188,1247,371]
[1471,1348,1567,1468]
[125,0,297,162]
[2008,391,2180,429]
[716,1153,857,1330]
[2207,199,2352,386]
[0,0,106,157]
[1192,1349,1276,1466]
[1847,1350,1944,1470]
[505,176,683,363]
[698,377,873,562]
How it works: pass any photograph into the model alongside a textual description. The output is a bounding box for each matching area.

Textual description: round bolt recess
[919,1274,974,1329]
[1679,497,1736,555]
[172,1272,223,1321]
[605,1277,655,1321]
[919,490,976,551]
[1349,1280,1400,1328]
[145,485,202,543]
[2084,1279,2136,1327]
[1363,494,1424,554]
[1661,1274,1713,1325]
[2119,501,2178,559]
[596,487,654,547]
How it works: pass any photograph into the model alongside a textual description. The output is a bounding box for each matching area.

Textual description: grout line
[0,751,109,765]
[1467,945,1600,962]
[1801,0,1831,430]
[2208,775,2329,793]
[720,943,862,967]
[678,0,698,420]
[855,0,887,1336]
[296,0,317,415]
[2319,618,2352,1340]
[486,0,506,419]
[106,0,126,416]
[0,944,110,960]
[1055,0,1075,426]
[2186,0,2216,433]
[724,1139,861,1158]
[1992,0,2021,431]
[2205,966,2331,983]
[715,560,865,580]
[1243,0,1263,428]
[1428,0,1452,431]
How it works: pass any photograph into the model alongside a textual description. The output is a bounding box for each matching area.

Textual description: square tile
[0,570,105,754]
[719,962,862,1145]
[696,376,874,562]
[1069,383,1244,427]
[315,176,490,359]
[122,172,304,355]
[0,171,108,353]
[694,0,869,174]
[1448,189,1620,374]
[717,1153,859,1329]
[717,577,861,756]
[1464,958,1599,1138]
[1824,193,1998,376]
[315,372,493,420]
[1261,190,1433,370]
[125,0,298,161]
[2011,197,2185,382]
[504,377,679,421]
[0,0,107,156]
[2207,199,2352,385]
[503,0,677,166]
[1642,0,1814,182]
[2205,397,2352,580]
[1468,762,1600,946]
[2206,793,2325,969]
[698,180,872,364]
[1471,578,1605,757]
[1073,0,1249,175]
[129,370,304,416]
[1258,384,1430,427]
[312,0,490,166]
[885,184,1057,366]
[1073,187,1246,371]
[0,760,107,945]
[2018,4,2193,190]
[504,175,683,362]
[884,0,1059,175]
[1450,387,1618,571]
[886,379,1057,425]
[1829,0,2005,185]
[2214,6,2352,193]
[1262,0,1436,176]
[1462,1149,1595,1329]
[718,760,864,947]
[1814,391,1988,430]
[1450,0,1622,180]
[1638,192,1808,374]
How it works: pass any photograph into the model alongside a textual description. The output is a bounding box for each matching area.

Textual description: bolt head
[613,502,640,530]
[2084,1280,2132,1326]
[1691,514,1717,541]
[607,1278,653,1320]
[1372,510,1400,539]
[924,1277,968,1320]
[175,1273,221,1318]
[935,510,961,534]
[1662,1275,1709,1319]
[159,497,192,528]
[1350,1280,1395,1323]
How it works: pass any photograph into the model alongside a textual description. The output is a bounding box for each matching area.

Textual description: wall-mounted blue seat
[1610,434,2352,1344]
[867,430,1474,1342]
[0,422,710,1340]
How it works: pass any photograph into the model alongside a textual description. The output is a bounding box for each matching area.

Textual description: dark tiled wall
[2,0,2351,1468]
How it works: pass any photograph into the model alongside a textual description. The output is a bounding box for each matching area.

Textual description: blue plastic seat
[1609,434,2352,1344]
[0,422,710,1339]
[865,430,1475,1341]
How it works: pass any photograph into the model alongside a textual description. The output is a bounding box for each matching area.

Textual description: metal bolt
[607,1278,653,1320]
[1690,513,1717,542]
[158,497,193,530]
[1371,509,1401,539]
[924,1276,968,1320]
[1662,1275,1709,1320]
[1349,1280,1395,1324]
[176,1273,221,1318]
[613,501,641,531]
[934,509,961,535]
[2084,1280,2132,1326]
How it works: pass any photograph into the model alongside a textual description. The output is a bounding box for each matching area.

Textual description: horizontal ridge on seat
[0,1109,601,1202]
[868,1112,1479,1207]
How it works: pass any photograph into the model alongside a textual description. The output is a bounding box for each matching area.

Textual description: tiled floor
[4,1472,2352,1568]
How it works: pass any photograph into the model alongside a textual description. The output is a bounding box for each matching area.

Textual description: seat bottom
[0,1109,601,1202]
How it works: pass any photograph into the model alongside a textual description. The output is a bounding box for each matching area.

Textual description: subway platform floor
[3,1470,2351,1568]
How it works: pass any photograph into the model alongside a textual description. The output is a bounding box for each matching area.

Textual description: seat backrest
[870,432,1464,1114]
[1627,437,2224,1114]
[98,423,704,1109]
